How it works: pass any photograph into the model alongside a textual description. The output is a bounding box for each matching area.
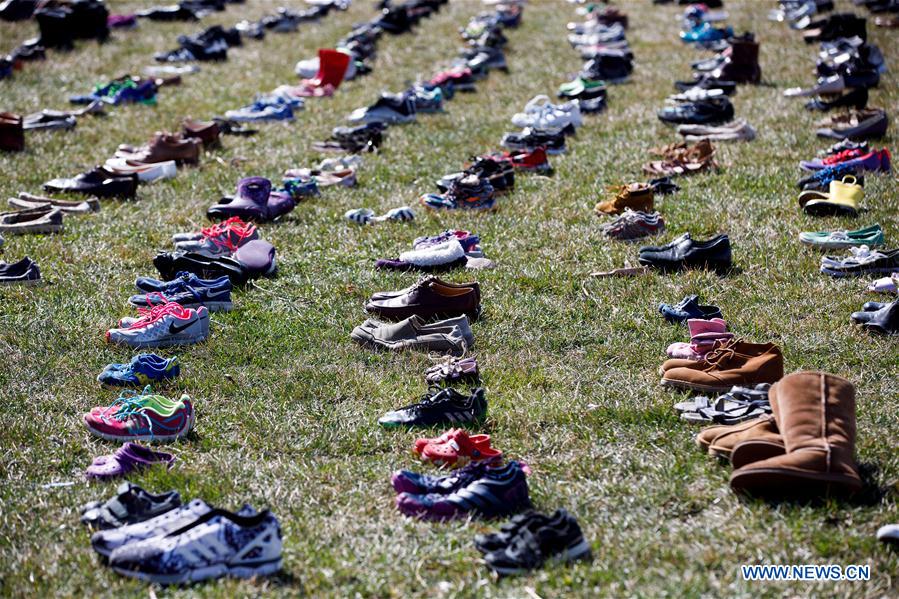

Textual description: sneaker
[128,284,233,312]
[474,510,551,553]
[392,460,496,494]
[378,387,487,428]
[135,272,231,295]
[83,386,194,442]
[348,94,416,124]
[109,508,282,584]
[799,224,884,249]
[437,156,514,193]
[106,302,210,348]
[485,147,553,173]
[80,482,181,531]
[395,460,531,521]
[501,128,567,154]
[821,247,899,277]
[97,353,180,386]
[421,175,496,211]
[173,217,258,257]
[483,510,592,575]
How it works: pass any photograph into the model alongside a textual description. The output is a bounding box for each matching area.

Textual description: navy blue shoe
[134,272,232,294]
[391,461,495,495]
[658,295,723,323]
[129,284,233,312]
[97,354,180,386]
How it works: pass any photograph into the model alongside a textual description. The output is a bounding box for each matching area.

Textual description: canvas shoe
[821,247,899,277]
[135,272,231,294]
[109,508,281,584]
[799,224,884,249]
[80,482,181,531]
[107,302,209,348]
[421,175,495,211]
[511,97,582,130]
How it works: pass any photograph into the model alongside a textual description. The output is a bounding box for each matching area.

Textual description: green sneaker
[799,224,884,250]
[558,76,606,99]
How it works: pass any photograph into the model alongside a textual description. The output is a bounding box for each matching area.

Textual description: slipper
[85,442,175,481]
[345,208,374,225]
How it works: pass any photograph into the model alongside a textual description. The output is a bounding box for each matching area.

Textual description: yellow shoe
[595,182,654,215]
[798,175,862,217]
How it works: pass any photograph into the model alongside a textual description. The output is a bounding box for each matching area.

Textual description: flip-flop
[85,442,175,481]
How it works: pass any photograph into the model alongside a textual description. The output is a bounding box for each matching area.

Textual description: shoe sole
[110,333,209,348]
[660,378,733,393]
[821,266,898,278]
[1,224,63,235]
[112,558,281,585]
[486,538,593,575]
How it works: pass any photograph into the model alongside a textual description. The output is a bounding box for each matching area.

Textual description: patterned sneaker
[91,499,219,557]
[83,386,194,442]
[108,508,282,584]
[396,460,531,521]
[378,387,487,428]
[420,175,496,211]
[173,216,258,258]
[106,302,210,348]
[129,284,233,312]
[97,354,180,386]
[483,509,592,575]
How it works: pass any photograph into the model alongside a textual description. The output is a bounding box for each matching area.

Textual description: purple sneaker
[395,461,531,521]
[800,149,891,172]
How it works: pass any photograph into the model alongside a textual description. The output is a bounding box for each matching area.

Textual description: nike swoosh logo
[169,319,196,334]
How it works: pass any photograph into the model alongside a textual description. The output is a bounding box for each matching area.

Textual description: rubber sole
[2,224,63,235]
[820,266,898,277]
[83,413,193,443]
[112,558,281,585]
[109,333,209,348]
[729,468,862,497]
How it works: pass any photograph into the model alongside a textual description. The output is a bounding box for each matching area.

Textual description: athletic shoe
[501,128,567,154]
[421,175,496,211]
[483,510,592,575]
[83,386,194,442]
[92,499,217,557]
[378,387,487,428]
[395,460,531,521]
[820,247,899,277]
[80,482,181,531]
[135,272,232,295]
[392,460,498,495]
[129,284,233,312]
[106,302,210,348]
[511,96,582,130]
[474,510,551,554]
[173,217,258,257]
[108,508,281,584]
[97,354,180,386]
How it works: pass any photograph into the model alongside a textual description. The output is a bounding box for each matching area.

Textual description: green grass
[1,0,898,596]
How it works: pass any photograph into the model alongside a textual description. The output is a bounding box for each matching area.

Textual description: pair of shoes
[867,273,898,294]
[639,232,733,272]
[851,300,899,335]
[677,118,756,142]
[425,355,480,385]
[666,317,733,359]
[155,24,239,62]
[421,175,496,211]
[107,301,210,348]
[0,256,41,284]
[437,156,514,193]
[381,386,486,428]
[595,183,653,215]
[601,209,665,240]
[805,87,869,111]
[351,315,473,356]
[10,192,99,214]
[658,295,722,323]
[80,482,181,531]
[83,385,194,442]
[22,110,76,131]
[660,338,785,393]
[364,277,480,321]
[392,460,531,521]
[345,206,413,224]
[820,245,899,277]
[86,442,174,480]
[92,499,282,584]
[0,205,64,234]
[224,95,299,122]
[208,177,295,222]
[800,223,883,249]
[798,174,863,216]
[313,122,384,153]
[501,128,567,154]
[413,428,501,467]
[642,139,719,177]
[348,93,416,124]
[477,509,591,575]
[98,354,180,386]
[511,95,582,130]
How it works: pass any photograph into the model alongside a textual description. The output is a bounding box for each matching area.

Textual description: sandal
[85,442,175,481]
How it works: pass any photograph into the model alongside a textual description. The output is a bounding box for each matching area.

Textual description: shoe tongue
[238,177,272,204]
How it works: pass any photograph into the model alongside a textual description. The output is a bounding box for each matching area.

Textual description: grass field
[1,0,898,596]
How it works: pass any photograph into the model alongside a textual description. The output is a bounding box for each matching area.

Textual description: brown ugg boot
[730,371,862,497]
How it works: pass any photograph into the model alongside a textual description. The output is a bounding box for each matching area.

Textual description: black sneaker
[483,509,592,575]
[474,510,550,554]
[657,97,734,125]
[154,251,251,286]
[673,75,737,95]
[80,482,181,531]
[501,128,567,154]
[436,156,514,193]
[378,387,487,427]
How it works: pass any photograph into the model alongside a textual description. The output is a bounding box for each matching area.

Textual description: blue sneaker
[97,354,180,386]
[281,176,320,199]
[680,23,733,44]
[128,283,233,312]
[224,96,298,122]
[135,272,232,294]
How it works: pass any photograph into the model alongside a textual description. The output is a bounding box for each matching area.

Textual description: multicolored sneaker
[134,272,232,295]
[173,216,258,258]
[128,284,233,312]
[484,148,553,174]
[108,508,281,584]
[420,175,496,211]
[395,460,531,521]
[83,386,194,442]
[97,354,180,386]
[378,387,487,428]
[106,302,209,348]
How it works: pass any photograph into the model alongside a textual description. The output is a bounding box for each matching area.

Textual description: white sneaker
[107,304,209,348]
[104,159,178,183]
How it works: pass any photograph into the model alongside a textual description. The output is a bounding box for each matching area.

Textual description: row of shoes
[565,4,633,91]
[136,0,242,23]
[81,483,282,584]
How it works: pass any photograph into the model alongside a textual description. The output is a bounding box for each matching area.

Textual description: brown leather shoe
[116,132,201,165]
[0,112,25,152]
[730,371,862,497]
[695,415,784,465]
[661,339,784,393]
[594,182,653,215]
[182,118,221,147]
[365,279,481,321]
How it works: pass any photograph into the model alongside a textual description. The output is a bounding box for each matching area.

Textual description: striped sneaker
[378,387,487,428]
[396,460,531,521]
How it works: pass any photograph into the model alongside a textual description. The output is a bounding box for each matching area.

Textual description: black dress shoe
[657,97,734,125]
[639,234,732,272]
[43,167,138,198]
[863,300,899,335]
[674,76,737,95]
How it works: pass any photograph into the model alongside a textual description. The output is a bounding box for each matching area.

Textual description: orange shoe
[419,429,502,467]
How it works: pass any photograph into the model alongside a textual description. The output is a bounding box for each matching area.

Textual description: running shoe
[83,386,194,442]
[392,460,499,495]
[173,216,258,258]
[501,128,567,154]
[81,482,181,531]
[396,460,531,521]
[483,510,592,575]
[129,284,233,312]
[97,353,180,386]
[420,175,495,211]
[106,302,209,348]
[474,510,551,554]
[378,387,487,428]
[135,272,232,295]
[108,508,281,584]
[483,147,553,174]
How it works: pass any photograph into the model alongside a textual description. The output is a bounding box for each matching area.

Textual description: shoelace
[126,300,192,330]
[822,148,865,165]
